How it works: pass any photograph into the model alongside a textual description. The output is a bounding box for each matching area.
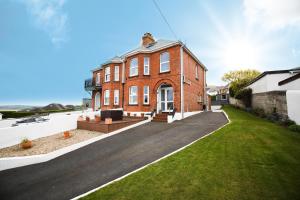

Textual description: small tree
[222,69,260,97]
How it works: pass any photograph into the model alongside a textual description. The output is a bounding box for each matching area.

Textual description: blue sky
[1,0,300,105]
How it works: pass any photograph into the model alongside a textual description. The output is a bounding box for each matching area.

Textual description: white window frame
[104,67,110,82]
[195,65,199,79]
[143,86,149,104]
[160,52,170,73]
[104,90,110,105]
[129,86,138,105]
[114,90,119,105]
[144,57,150,75]
[114,66,119,81]
[96,72,101,86]
[129,58,138,77]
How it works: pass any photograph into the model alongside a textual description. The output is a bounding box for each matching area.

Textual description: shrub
[288,124,300,133]
[278,118,296,127]
[235,88,252,107]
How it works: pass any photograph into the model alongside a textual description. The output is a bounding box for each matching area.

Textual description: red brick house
[85,33,207,121]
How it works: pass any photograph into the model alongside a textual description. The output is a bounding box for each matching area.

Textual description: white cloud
[21,0,68,45]
[244,0,300,30]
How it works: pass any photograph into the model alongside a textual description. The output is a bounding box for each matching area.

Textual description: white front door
[160,87,174,112]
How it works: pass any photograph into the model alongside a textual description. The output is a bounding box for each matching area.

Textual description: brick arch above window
[153,78,178,93]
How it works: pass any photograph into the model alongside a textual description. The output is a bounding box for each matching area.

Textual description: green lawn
[83,106,300,200]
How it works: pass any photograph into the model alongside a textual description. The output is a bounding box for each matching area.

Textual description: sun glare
[222,39,259,69]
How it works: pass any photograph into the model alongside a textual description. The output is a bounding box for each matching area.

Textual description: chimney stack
[142,33,155,46]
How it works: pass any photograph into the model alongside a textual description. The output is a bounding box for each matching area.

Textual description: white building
[247,67,300,124]
[0,113,2,120]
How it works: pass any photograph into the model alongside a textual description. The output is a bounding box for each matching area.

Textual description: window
[195,65,199,79]
[96,72,101,86]
[104,90,110,105]
[221,94,227,100]
[130,58,138,76]
[143,86,149,104]
[114,66,119,81]
[129,86,138,105]
[105,67,110,82]
[160,52,170,72]
[144,57,150,75]
[114,90,119,105]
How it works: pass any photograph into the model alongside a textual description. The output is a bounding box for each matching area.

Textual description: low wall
[0,110,98,148]
[229,97,246,109]
[286,90,300,124]
[252,91,287,117]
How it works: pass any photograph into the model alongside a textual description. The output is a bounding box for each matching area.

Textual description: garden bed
[0,129,103,157]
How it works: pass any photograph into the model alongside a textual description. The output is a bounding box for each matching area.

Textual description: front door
[160,87,174,112]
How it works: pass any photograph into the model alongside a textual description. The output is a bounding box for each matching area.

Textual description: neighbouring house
[0,113,2,120]
[84,33,207,121]
[206,85,229,105]
[246,67,300,124]
[82,98,92,109]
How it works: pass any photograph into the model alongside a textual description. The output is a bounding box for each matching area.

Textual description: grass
[82,106,300,200]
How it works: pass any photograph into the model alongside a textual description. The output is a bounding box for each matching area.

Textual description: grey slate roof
[92,39,207,71]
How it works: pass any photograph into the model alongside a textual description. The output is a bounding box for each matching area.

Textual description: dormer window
[160,52,170,73]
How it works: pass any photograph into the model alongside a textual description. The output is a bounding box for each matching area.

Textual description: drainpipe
[180,43,184,119]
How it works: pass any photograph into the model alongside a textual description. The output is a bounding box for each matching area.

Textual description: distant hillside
[0,105,38,111]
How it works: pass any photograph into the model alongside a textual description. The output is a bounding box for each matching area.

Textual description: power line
[151,0,178,40]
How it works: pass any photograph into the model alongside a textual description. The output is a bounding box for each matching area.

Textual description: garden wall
[229,97,246,109]
[0,110,98,148]
[252,91,287,117]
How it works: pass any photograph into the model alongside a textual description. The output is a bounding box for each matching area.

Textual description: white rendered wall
[286,90,300,124]
[248,73,299,94]
[0,110,98,148]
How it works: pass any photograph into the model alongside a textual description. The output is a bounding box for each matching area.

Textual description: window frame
[144,57,150,75]
[129,86,138,105]
[114,66,119,81]
[104,67,110,82]
[160,52,170,73]
[143,86,150,105]
[96,72,101,86]
[104,90,110,105]
[114,90,119,105]
[129,58,138,77]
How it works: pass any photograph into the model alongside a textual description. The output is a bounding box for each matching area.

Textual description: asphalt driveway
[0,111,228,200]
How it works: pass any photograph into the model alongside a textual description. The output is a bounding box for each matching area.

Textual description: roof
[278,72,300,86]
[92,39,207,72]
[248,66,300,86]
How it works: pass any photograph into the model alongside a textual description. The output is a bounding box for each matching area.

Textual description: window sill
[159,71,170,74]
[195,78,199,81]
[143,74,150,76]
[128,75,139,78]
[143,104,150,106]
[128,104,138,106]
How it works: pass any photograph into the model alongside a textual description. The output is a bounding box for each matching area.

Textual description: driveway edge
[71,110,230,200]
[0,118,151,171]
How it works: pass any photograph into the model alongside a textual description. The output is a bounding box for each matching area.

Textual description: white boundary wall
[286,90,300,124]
[0,110,98,148]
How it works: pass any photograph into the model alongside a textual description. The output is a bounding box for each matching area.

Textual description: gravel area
[0,130,104,158]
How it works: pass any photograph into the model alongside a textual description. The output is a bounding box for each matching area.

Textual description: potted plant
[127,113,130,117]
[20,138,32,149]
[64,131,71,139]
[95,115,101,122]
[86,116,90,122]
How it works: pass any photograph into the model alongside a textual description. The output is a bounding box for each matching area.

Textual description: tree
[222,69,260,97]
[222,69,260,83]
